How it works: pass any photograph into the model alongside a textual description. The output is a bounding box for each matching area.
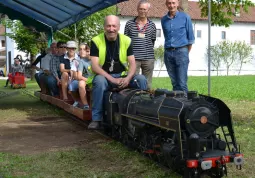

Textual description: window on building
[197,30,202,38]
[221,31,226,40]
[1,40,5,47]
[251,30,255,45]
[156,29,161,37]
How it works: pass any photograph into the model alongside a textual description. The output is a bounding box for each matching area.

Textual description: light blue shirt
[78,58,92,78]
[161,11,195,48]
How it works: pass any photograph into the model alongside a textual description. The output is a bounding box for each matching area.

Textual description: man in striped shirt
[124,0,156,90]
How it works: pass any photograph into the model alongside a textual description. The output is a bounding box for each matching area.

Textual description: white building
[118,0,255,76]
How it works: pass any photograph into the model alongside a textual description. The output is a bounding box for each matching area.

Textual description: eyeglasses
[59,46,66,48]
[67,48,76,50]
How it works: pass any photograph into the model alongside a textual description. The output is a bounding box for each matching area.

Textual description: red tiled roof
[118,0,255,23]
[118,0,166,18]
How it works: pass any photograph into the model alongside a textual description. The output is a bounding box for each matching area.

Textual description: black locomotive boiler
[102,88,244,178]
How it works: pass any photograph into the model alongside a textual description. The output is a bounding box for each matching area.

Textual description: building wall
[5,27,15,74]
[119,17,255,76]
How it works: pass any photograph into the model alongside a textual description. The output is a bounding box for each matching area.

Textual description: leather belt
[166,46,187,50]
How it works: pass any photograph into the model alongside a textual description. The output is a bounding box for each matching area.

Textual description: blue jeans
[92,73,147,121]
[35,71,43,87]
[164,47,189,93]
[45,75,59,96]
[68,80,79,92]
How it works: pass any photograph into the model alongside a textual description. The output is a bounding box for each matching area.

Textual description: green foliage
[235,41,253,75]
[199,0,255,27]
[211,45,221,76]
[154,45,165,77]
[54,6,117,44]
[219,40,235,76]
[1,20,47,55]
[154,45,164,64]
[206,40,253,76]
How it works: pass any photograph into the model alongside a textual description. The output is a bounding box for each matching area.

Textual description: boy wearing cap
[68,43,91,109]
[60,41,79,101]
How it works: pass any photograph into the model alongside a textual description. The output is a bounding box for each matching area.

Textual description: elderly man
[124,0,156,90]
[161,0,195,95]
[89,15,147,129]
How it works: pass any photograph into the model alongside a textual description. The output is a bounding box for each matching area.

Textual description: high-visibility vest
[92,33,131,76]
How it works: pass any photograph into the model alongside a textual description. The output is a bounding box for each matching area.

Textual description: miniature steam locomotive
[102,89,243,177]
[39,88,243,178]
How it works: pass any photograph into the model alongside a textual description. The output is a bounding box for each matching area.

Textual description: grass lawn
[0,76,254,178]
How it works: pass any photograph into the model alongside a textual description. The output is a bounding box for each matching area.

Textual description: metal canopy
[0,0,128,33]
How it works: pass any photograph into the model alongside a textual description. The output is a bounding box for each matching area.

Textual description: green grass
[0,76,254,178]
[152,75,255,101]
[0,143,178,178]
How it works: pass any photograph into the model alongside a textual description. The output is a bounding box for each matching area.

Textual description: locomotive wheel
[122,134,132,149]
[183,168,199,178]
[111,126,121,141]
[162,144,176,169]
[138,132,148,154]
[151,144,164,163]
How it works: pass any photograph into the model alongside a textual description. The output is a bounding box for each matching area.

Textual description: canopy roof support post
[208,0,211,96]
[47,28,53,47]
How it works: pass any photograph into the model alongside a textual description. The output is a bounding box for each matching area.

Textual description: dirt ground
[0,115,109,155]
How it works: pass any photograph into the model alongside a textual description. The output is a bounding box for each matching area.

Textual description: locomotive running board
[122,113,178,132]
[121,114,162,127]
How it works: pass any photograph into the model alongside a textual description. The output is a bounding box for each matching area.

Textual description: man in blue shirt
[161,0,195,95]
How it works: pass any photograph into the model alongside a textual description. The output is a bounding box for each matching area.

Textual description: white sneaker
[72,101,79,107]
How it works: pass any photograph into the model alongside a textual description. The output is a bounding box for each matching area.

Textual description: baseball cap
[66,41,77,48]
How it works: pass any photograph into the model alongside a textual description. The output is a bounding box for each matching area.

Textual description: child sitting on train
[4,57,23,87]
[77,43,92,110]
[68,53,80,107]
[60,41,79,101]
[68,43,91,110]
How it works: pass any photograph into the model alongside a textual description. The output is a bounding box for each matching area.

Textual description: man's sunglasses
[59,46,66,48]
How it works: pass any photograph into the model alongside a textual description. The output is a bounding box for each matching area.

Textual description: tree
[198,0,254,27]
[235,41,253,75]
[219,41,236,76]
[154,45,165,77]
[54,6,116,44]
[206,45,222,76]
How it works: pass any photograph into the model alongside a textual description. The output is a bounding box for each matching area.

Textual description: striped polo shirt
[124,17,156,61]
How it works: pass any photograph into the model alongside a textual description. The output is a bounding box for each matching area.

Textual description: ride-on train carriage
[38,87,243,178]
[8,72,26,89]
